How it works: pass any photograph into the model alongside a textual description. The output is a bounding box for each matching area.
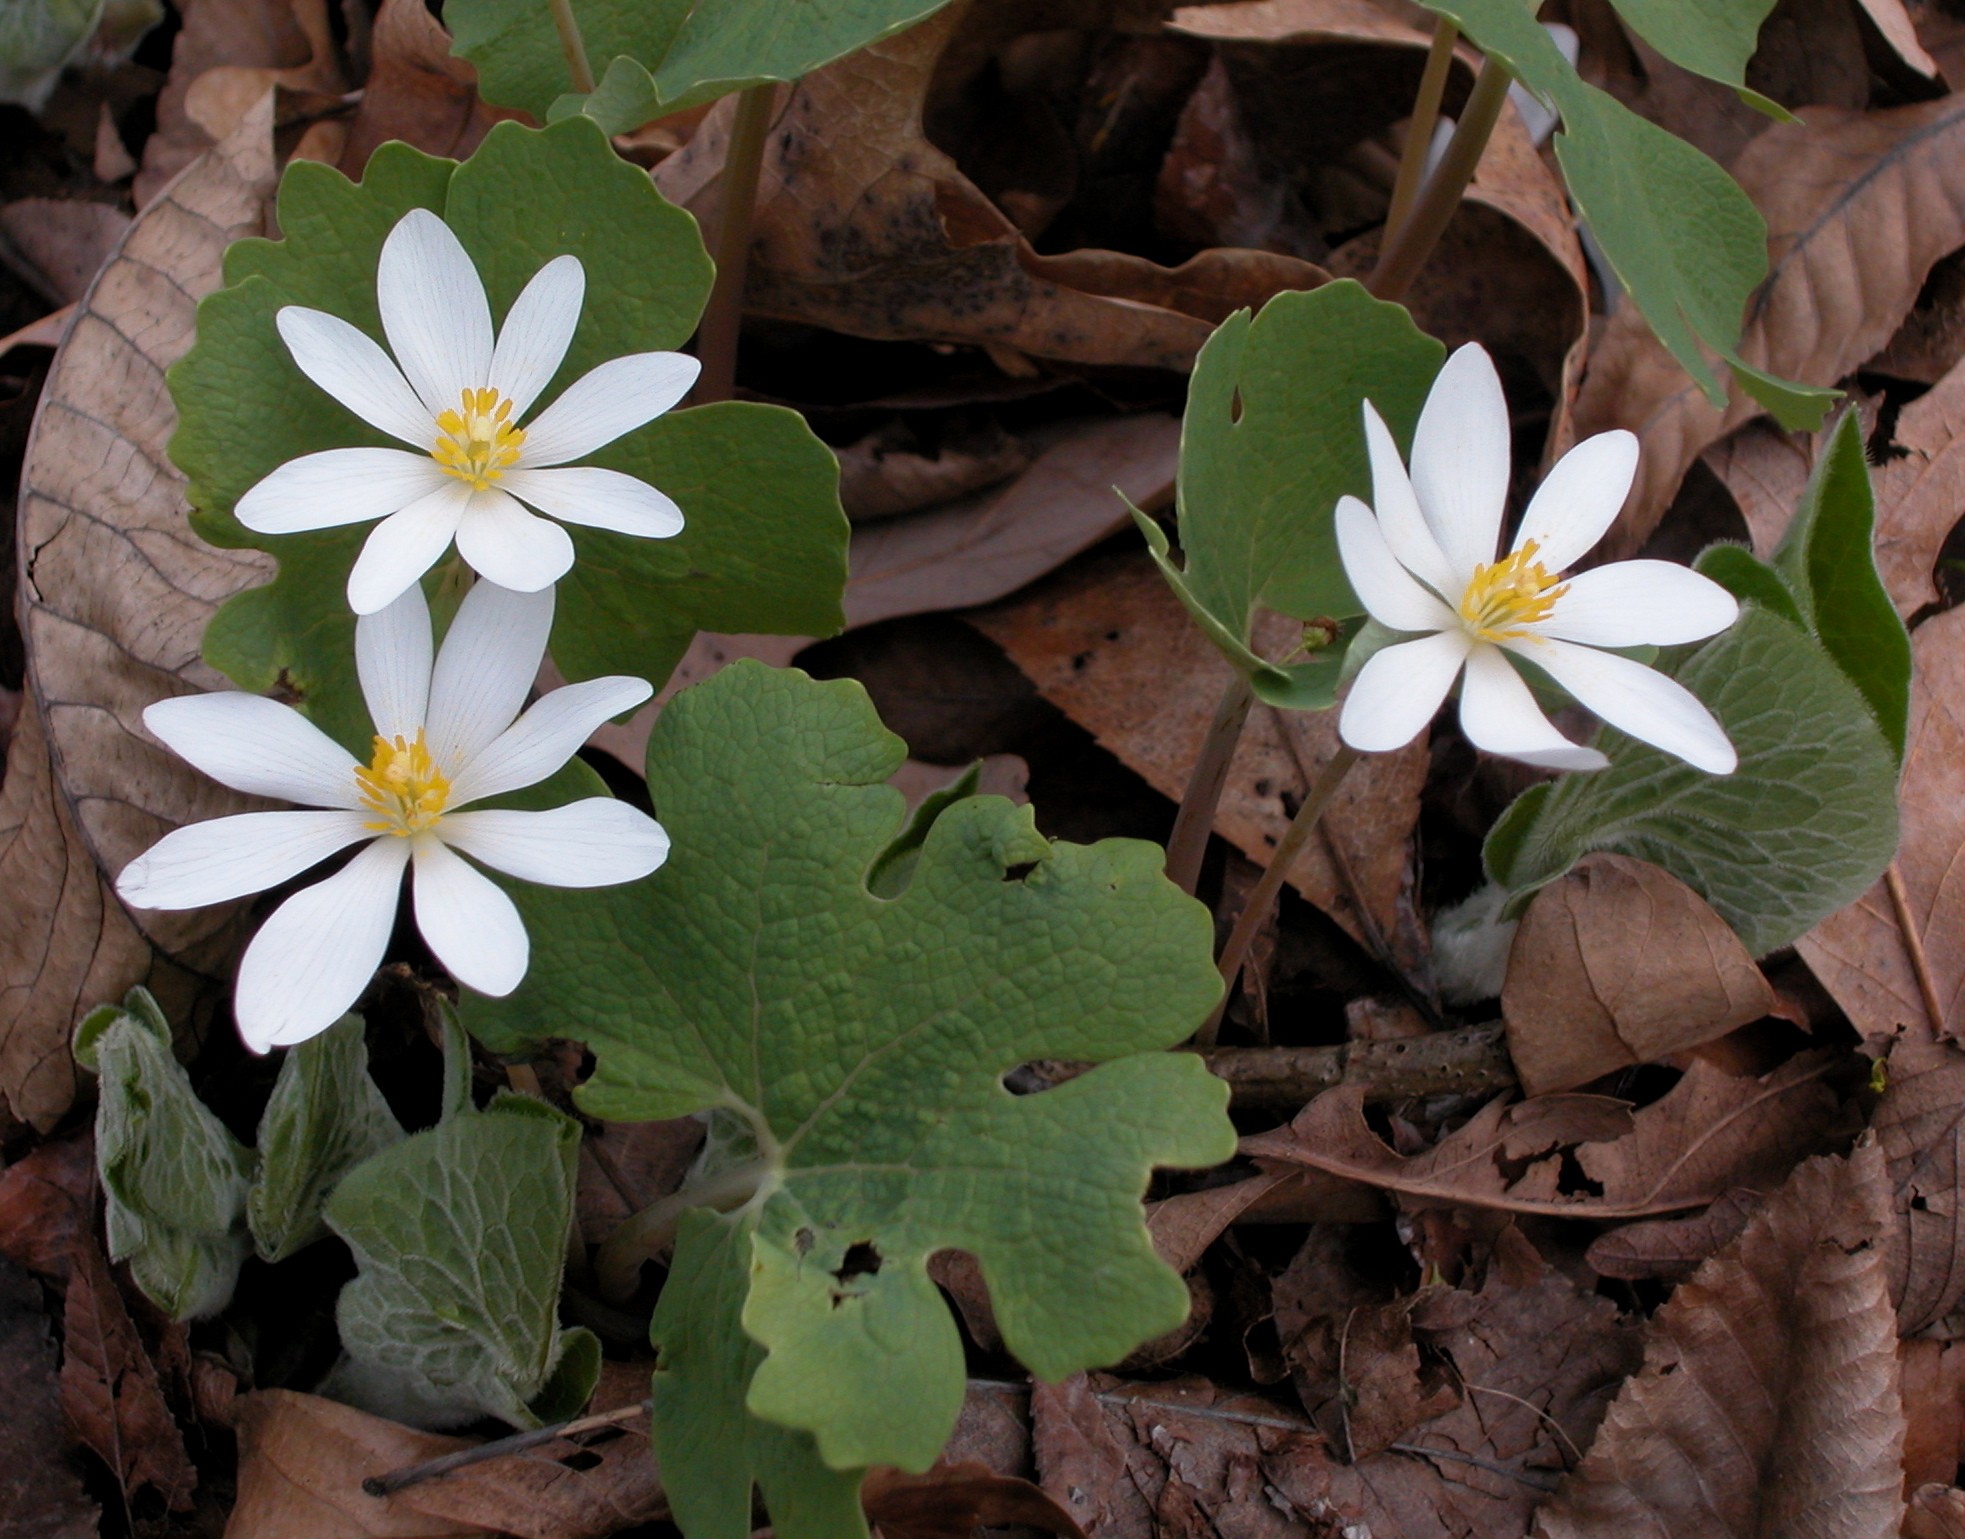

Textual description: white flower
[117,581,668,1052]
[236,208,700,615]
[1335,343,1739,774]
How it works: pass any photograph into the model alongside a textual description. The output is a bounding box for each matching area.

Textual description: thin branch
[693,84,778,405]
[1886,860,1946,1033]
[1164,673,1256,897]
[546,0,596,95]
[364,1401,649,1497]
[1383,17,1460,244]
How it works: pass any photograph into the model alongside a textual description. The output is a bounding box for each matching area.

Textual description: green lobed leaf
[1604,0,1787,115]
[323,1090,596,1430]
[465,661,1236,1539]
[76,989,255,1321]
[1418,0,1832,425]
[1769,411,1911,762]
[168,117,846,754]
[249,1016,404,1264]
[1484,601,1900,955]
[443,0,690,124]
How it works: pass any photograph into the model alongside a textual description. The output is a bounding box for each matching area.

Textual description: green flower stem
[1367,52,1512,303]
[693,83,778,405]
[546,0,595,94]
[594,1156,774,1302]
[1164,673,1256,897]
[1384,16,1460,246]
[1199,744,1361,1045]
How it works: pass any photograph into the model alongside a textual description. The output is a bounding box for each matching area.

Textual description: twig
[1388,1441,1560,1491]
[1164,674,1256,897]
[1885,860,1946,1033]
[546,0,595,95]
[364,1401,649,1497]
[693,84,778,405]
[1383,17,1460,245]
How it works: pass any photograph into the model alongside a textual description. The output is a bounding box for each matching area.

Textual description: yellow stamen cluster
[355,730,451,836]
[1458,539,1569,642]
[432,387,526,490]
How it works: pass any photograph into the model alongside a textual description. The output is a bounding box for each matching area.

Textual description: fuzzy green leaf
[323,1091,594,1430]
[465,662,1235,1539]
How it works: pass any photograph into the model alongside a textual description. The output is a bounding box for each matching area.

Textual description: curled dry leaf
[1580,95,1965,558]
[1909,1485,1965,1539]
[1869,1024,1965,1332]
[334,0,520,176]
[1,98,279,1130]
[1799,603,1965,1045]
[1532,1143,1906,1539]
[862,1461,1087,1539]
[1502,853,1780,1097]
[0,1259,97,1539]
[1584,1187,1763,1284]
[1901,1338,1965,1490]
[0,1131,95,1278]
[0,199,132,307]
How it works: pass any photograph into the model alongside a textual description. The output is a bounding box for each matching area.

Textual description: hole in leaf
[556,1450,604,1472]
[835,1241,883,1284]
[1002,861,1038,883]
[1229,386,1244,423]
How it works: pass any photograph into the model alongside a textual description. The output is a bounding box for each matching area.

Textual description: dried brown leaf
[1858,0,1944,80]
[1902,1338,1965,1490]
[1909,1483,1965,1539]
[335,0,521,176]
[1871,1025,1965,1332]
[0,1132,95,1278]
[863,1461,1086,1539]
[1799,604,1965,1044]
[3,100,280,1129]
[1579,95,1965,558]
[837,419,1030,524]
[1584,1187,1763,1283]
[0,1258,97,1539]
[1533,1143,1906,1539]
[0,199,131,307]
[1701,418,1813,560]
[1502,854,1779,1096]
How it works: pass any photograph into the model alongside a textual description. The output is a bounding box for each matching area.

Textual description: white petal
[501,465,684,539]
[448,676,654,807]
[1409,343,1511,580]
[424,580,555,771]
[1457,645,1607,771]
[235,448,447,536]
[233,837,408,1052]
[1533,560,1739,647]
[1338,629,1471,753]
[518,352,700,466]
[345,481,472,615]
[144,693,361,809]
[454,489,575,592]
[376,208,493,415]
[1511,429,1639,572]
[1362,403,1457,596]
[411,839,528,997]
[117,810,375,910]
[356,585,433,742]
[275,307,433,445]
[488,255,583,418]
[441,800,670,887]
[1506,636,1738,774]
[1335,495,1457,633]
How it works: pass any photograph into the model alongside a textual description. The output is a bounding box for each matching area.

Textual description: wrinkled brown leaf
[1533,1143,1906,1539]
[335,0,520,176]
[837,418,1030,524]
[1910,1484,1965,1539]
[1580,95,1965,557]
[1902,1338,1965,1490]
[1244,1052,1840,1219]
[1865,352,1965,615]
[863,1461,1086,1539]
[2,98,280,1129]
[1584,1187,1763,1283]
[0,199,132,307]
[0,1257,97,1539]
[1701,418,1813,561]
[0,1132,95,1278]
[1799,604,1964,1044]
[1870,1024,1965,1332]
[1502,854,1779,1096]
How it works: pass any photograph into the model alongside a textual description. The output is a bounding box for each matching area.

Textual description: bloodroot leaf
[464,661,1235,1539]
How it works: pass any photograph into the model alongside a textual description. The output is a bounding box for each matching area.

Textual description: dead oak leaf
[335,0,524,177]
[1870,1023,1965,1332]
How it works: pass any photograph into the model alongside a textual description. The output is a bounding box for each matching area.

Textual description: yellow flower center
[354,730,451,836]
[431,387,526,491]
[1458,539,1569,642]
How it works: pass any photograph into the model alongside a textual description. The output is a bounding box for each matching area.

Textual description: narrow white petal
[345,481,472,615]
[411,839,528,997]
[424,580,555,770]
[117,810,375,910]
[1336,496,1458,633]
[275,307,433,445]
[377,208,493,415]
[1338,629,1471,753]
[233,838,408,1052]
[1506,636,1738,774]
[500,465,684,539]
[488,255,584,418]
[1532,560,1739,647]
[356,585,433,741]
[454,489,575,593]
[518,351,700,466]
[235,448,447,536]
[441,801,670,887]
[144,693,361,809]
[1511,429,1639,572]
[1362,403,1457,596]
[1457,645,1607,771]
[448,676,654,807]
[1409,343,1511,579]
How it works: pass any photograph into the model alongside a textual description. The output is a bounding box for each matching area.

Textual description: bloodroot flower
[117,581,667,1051]
[237,208,699,614]
[1335,343,1739,774]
